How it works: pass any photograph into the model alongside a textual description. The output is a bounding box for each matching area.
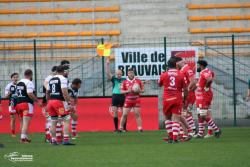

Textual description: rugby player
[159,56,189,143]
[195,60,221,138]
[5,73,19,137]
[68,78,82,139]
[42,66,57,142]
[46,65,74,145]
[16,69,42,143]
[119,68,144,132]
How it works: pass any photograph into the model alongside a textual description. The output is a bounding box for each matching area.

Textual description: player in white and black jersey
[68,78,82,139]
[5,73,19,137]
[42,66,57,142]
[15,69,42,143]
[46,65,74,145]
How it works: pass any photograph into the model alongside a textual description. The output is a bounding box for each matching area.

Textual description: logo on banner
[115,47,198,80]
[171,50,196,72]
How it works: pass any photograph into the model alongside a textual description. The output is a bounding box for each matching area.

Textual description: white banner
[115,47,198,80]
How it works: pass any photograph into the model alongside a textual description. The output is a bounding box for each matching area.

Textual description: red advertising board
[0,97,158,133]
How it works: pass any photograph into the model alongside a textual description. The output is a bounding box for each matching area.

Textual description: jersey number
[170,76,176,86]
[17,90,23,97]
[51,84,56,93]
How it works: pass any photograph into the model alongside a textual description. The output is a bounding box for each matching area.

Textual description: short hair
[173,56,183,62]
[24,69,33,77]
[51,66,57,72]
[56,65,66,73]
[60,60,70,66]
[11,72,18,78]
[128,67,134,72]
[72,78,82,85]
[197,60,208,68]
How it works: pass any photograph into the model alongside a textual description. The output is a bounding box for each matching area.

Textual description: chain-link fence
[0,35,249,126]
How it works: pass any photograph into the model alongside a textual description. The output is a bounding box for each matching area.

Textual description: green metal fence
[0,35,249,126]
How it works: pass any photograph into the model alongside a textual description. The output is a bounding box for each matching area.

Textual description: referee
[106,58,127,132]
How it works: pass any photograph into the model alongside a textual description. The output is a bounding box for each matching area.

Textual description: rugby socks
[56,122,63,143]
[113,117,118,130]
[21,133,27,139]
[206,118,219,132]
[71,120,78,136]
[63,134,70,143]
[172,122,180,141]
[165,120,173,139]
[179,125,184,138]
[186,115,196,130]
[198,118,205,137]
[45,120,51,140]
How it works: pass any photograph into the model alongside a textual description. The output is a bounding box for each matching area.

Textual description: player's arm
[105,58,113,80]
[187,72,197,91]
[61,78,71,104]
[4,85,11,98]
[204,76,213,91]
[43,79,49,91]
[158,74,164,87]
[182,75,189,109]
[27,82,42,107]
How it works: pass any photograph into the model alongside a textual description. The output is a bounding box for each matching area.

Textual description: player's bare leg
[62,115,75,145]
[10,114,16,137]
[20,114,32,143]
[50,118,58,145]
[119,107,130,132]
[112,106,119,132]
[70,111,78,139]
[134,107,143,132]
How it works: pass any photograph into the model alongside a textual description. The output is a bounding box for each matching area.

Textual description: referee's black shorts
[112,94,125,107]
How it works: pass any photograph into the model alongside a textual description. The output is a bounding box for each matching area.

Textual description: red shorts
[47,100,69,117]
[15,103,34,117]
[196,91,213,109]
[124,98,140,108]
[9,106,16,115]
[162,97,182,116]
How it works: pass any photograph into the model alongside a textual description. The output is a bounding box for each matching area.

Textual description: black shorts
[112,94,125,107]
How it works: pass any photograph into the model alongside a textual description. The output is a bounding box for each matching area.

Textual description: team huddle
[5,60,82,145]
[4,56,221,145]
[107,56,221,143]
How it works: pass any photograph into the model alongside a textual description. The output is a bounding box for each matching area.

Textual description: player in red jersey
[119,68,144,132]
[159,56,189,143]
[176,60,197,135]
[195,60,221,138]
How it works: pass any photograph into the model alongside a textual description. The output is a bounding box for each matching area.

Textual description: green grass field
[0,127,250,167]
